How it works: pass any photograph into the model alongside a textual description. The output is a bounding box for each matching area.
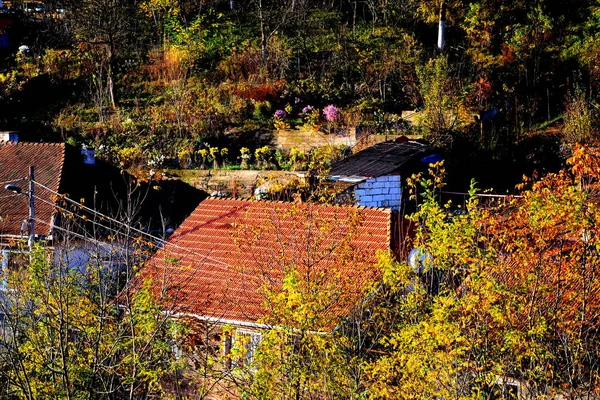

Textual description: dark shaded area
[61,145,207,234]
[0,74,84,140]
[143,178,208,231]
[444,133,564,194]
[0,12,25,61]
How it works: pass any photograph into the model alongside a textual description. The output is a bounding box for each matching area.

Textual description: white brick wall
[354,174,402,209]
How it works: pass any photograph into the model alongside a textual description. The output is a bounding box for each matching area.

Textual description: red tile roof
[0,142,65,238]
[138,198,392,329]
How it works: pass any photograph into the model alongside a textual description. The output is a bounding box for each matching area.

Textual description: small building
[131,197,394,380]
[329,138,438,210]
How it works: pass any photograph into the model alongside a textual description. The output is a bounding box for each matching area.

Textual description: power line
[33,180,157,241]
[4,178,235,275]
[31,191,231,269]
[440,190,523,199]
[0,178,26,186]
[33,194,142,240]
[36,210,249,286]
[35,217,257,285]
[34,217,101,247]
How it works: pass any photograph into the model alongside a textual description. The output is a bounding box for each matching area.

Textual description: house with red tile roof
[0,141,66,244]
[135,198,393,333]
[0,140,205,257]
[0,142,137,273]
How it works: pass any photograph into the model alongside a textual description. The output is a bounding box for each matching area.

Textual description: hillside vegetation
[0,0,598,178]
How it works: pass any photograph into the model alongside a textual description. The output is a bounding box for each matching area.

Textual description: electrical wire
[34,217,96,245]
[32,180,165,242]
[440,190,523,199]
[0,178,26,186]
[31,192,231,269]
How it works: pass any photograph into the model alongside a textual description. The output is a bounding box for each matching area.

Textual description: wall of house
[353,174,402,209]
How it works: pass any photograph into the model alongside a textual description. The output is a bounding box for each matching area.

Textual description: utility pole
[28,166,34,252]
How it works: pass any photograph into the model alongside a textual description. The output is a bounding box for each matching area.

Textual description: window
[490,381,520,400]
[234,329,262,366]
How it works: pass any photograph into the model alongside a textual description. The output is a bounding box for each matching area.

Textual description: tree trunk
[107,44,116,109]
[259,0,267,61]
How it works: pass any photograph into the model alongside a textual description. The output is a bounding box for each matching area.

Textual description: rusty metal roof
[330,140,432,181]
[138,198,392,329]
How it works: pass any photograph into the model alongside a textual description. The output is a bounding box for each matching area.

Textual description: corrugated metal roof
[138,198,392,329]
[330,140,431,181]
[0,142,65,238]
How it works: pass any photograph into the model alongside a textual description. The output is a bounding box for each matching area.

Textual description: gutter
[169,312,328,335]
[169,312,273,330]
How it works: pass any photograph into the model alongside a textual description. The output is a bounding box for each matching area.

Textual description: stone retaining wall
[273,128,357,151]
[164,169,295,197]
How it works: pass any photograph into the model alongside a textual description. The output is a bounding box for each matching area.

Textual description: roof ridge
[208,196,297,205]
[56,141,66,193]
[205,196,391,214]
[0,141,66,146]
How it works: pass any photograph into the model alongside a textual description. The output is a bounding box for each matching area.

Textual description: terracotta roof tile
[139,198,392,328]
[0,142,65,238]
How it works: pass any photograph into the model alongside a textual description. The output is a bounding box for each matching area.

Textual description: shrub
[563,91,599,145]
[255,146,274,169]
[274,109,290,130]
[240,147,251,169]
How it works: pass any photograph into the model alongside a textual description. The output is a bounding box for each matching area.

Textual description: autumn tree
[69,0,145,110]
[225,203,388,399]
[416,56,469,143]
[0,201,185,398]
[364,148,600,398]
[563,89,599,145]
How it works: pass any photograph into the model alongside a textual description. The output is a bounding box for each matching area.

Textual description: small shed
[329,138,438,210]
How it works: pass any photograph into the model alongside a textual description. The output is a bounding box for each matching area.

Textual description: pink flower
[302,105,314,114]
[322,104,340,122]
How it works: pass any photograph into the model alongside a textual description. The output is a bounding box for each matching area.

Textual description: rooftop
[329,139,433,182]
[0,142,65,238]
[136,198,392,329]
